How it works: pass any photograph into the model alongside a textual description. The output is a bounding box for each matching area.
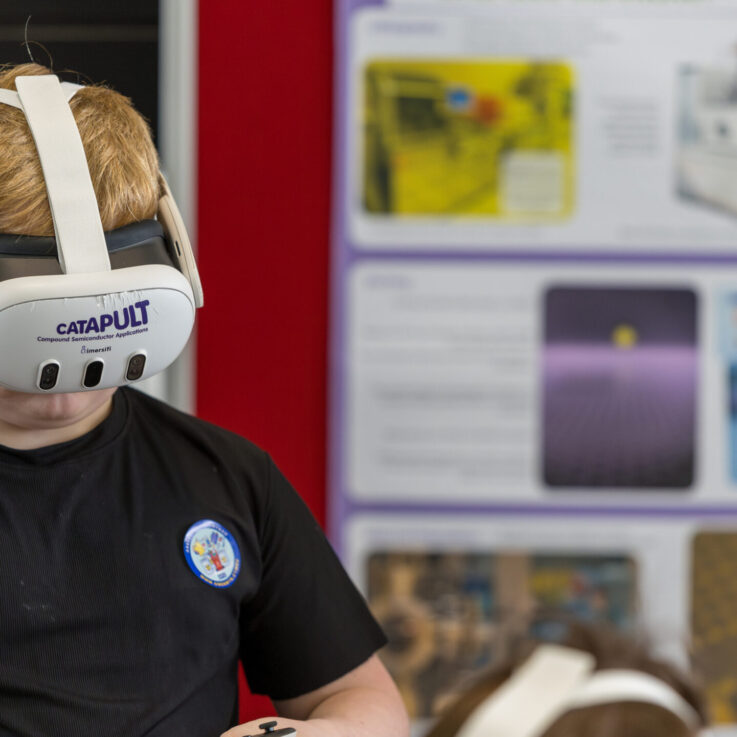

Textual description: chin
[0,387,117,429]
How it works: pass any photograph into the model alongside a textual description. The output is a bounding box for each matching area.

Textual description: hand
[221,656,409,737]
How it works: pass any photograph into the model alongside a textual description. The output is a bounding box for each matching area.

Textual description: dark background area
[0,0,158,141]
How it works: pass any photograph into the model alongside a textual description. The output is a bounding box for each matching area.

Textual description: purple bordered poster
[329,0,737,729]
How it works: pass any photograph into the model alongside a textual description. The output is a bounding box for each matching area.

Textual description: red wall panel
[197,0,333,722]
[197,2,333,523]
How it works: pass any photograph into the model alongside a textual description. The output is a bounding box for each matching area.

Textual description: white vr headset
[0,74,203,393]
[454,645,703,737]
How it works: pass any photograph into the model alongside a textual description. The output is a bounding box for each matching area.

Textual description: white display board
[330,0,737,732]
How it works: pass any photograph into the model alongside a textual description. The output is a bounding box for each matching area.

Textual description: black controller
[244,720,297,737]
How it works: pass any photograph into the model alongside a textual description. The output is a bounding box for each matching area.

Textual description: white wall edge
[157,0,198,414]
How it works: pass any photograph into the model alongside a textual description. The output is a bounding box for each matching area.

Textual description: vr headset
[454,644,703,737]
[0,74,203,393]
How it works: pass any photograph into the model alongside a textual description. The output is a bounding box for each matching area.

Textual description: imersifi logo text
[56,300,150,335]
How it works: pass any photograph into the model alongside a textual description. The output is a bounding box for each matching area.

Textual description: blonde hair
[0,63,160,236]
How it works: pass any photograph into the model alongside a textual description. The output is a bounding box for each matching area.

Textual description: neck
[0,391,115,450]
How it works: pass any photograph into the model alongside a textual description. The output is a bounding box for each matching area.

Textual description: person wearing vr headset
[425,620,709,737]
[0,63,409,737]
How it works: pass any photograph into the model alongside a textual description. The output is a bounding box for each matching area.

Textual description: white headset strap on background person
[455,646,595,737]
[454,645,702,737]
[10,75,110,275]
[567,669,702,728]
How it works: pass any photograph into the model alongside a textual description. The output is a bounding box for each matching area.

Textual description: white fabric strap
[0,82,82,110]
[455,646,595,737]
[61,81,83,101]
[455,645,701,737]
[15,75,109,274]
[567,669,702,730]
[0,87,21,109]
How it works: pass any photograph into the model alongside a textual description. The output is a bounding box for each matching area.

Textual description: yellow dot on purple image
[611,324,638,350]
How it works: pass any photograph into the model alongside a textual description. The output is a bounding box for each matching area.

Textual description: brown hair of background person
[0,62,159,235]
[425,621,708,737]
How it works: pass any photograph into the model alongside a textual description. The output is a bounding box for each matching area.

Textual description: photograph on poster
[677,62,737,219]
[542,286,698,489]
[362,59,574,219]
[729,365,737,483]
[367,550,636,720]
[715,292,737,485]
[719,291,737,358]
[691,531,737,725]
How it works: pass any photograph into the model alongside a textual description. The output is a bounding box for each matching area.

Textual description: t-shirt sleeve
[239,455,387,700]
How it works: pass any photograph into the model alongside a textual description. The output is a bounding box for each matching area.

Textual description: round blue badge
[183,519,241,588]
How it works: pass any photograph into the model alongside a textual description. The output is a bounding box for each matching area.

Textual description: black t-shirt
[0,388,385,737]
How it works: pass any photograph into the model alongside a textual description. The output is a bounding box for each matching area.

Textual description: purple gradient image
[543,286,697,489]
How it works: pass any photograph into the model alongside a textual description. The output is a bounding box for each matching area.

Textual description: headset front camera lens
[126,353,146,381]
[38,362,60,391]
[83,360,104,388]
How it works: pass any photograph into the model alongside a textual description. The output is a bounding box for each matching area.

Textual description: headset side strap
[0,88,22,109]
[16,75,110,274]
[0,83,81,110]
[455,646,595,737]
[157,176,203,308]
[60,82,83,101]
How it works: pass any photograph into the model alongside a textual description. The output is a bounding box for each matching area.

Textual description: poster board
[330,1,737,732]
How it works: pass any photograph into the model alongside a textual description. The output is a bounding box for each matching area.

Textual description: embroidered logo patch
[183,519,241,588]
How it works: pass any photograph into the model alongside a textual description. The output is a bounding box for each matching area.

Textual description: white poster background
[348,260,736,505]
[347,1,737,251]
